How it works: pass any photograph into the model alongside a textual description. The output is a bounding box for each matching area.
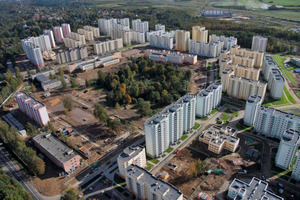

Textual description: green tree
[26,122,36,137]
[61,78,67,90]
[107,118,121,133]
[59,68,64,77]
[70,78,78,88]
[137,99,152,117]
[93,103,109,124]
[61,188,80,200]
[63,95,73,112]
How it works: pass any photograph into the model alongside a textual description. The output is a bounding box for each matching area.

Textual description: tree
[184,70,192,81]
[85,79,90,88]
[107,118,121,133]
[61,188,80,200]
[63,95,73,112]
[61,78,67,90]
[59,68,64,77]
[26,122,36,137]
[137,99,152,117]
[70,78,78,88]
[190,159,209,177]
[125,121,135,137]
[93,103,109,124]
[30,83,36,92]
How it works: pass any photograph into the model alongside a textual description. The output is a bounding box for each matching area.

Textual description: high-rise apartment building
[43,30,56,48]
[292,154,300,181]
[117,145,146,178]
[175,30,190,51]
[131,31,145,44]
[132,19,149,33]
[254,107,300,138]
[209,34,237,50]
[196,82,222,117]
[67,32,86,46]
[243,95,262,126]
[21,39,45,68]
[56,46,88,64]
[98,18,113,35]
[24,35,52,52]
[61,23,71,38]
[155,24,166,32]
[262,56,277,81]
[15,92,50,125]
[94,38,123,54]
[192,26,208,43]
[146,30,164,42]
[268,69,285,100]
[145,94,196,158]
[252,36,268,52]
[78,28,94,41]
[149,34,173,50]
[189,40,224,58]
[83,25,100,38]
[125,165,183,200]
[275,129,300,170]
[53,26,64,43]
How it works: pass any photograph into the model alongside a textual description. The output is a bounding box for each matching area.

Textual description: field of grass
[272,55,297,86]
[181,134,188,141]
[284,86,297,104]
[146,162,153,171]
[263,93,289,106]
[211,108,218,115]
[261,0,300,6]
[166,147,174,153]
[193,122,200,130]
[147,157,159,164]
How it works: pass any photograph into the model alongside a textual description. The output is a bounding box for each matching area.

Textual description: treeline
[0,120,45,175]
[97,56,191,110]
[0,169,32,200]
[0,68,23,104]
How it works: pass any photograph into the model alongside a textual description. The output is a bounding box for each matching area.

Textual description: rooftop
[247,95,262,104]
[119,145,144,162]
[259,106,300,120]
[15,91,45,110]
[33,132,79,164]
[281,129,300,145]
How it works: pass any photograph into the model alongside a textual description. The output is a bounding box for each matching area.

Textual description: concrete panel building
[33,132,81,173]
[262,56,277,81]
[209,34,237,50]
[83,25,100,38]
[175,30,190,52]
[243,95,263,126]
[192,26,208,43]
[149,33,173,50]
[117,145,146,178]
[53,26,64,43]
[15,92,50,125]
[61,23,71,38]
[111,29,132,46]
[125,165,183,200]
[68,32,86,45]
[78,28,94,41]
[21,39,45,68]
[131,31,145,44]
[292,154,300,181]
[275,129,300,170]
[291,57,300,67]
[252,36,268,52]
[155,24,166,32]
[94,38,123,54]
[132,19,149,33]
[56,46,88,64]
[254,106,300,138]
[146,30,164,42]
[24,35,52,52]
[268,69,285,100]
[43,30,56,48]
[228,177,283,200]
[146,49,197,65]
[189,40,224,58]
[199,126,239,154]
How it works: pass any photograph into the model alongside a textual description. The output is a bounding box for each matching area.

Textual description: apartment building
[145,94,196,158]
[21,39,45,68]
[268,69,285,100]
[196,81,222,117]
[175,30,190,51]
[252,36,268,52]
[24,35,52,52]
[146,30,164,42]
[33,132,81,173]
[155,24,166,32]
[132,19,149,33]
[254,106,300,138]
[98,18,114,35]
[43,30,56,48]
[64,32,86,48]
[111,29,132,46]
[192,26,208,43]
[125,165,183,200]
[94,38,123,54]
[53,26,64,43]
[243,95,263,126]
[149,33,173,50]
[83,25,100,38]
[61,23,71,37]
[199,126,239,154]
[56,46,88,64]
[209,34,237,50]
[78,28,94,41]
[117,145,146,178]
[15,92,50,125]
[262,56,277,81]
[189,40,224,58]
[228,177,283,200]
[146,49,197,65]
[275,129,300,170]
[131,31,145,44]
[222,75,267,100]
[291,57,300,67]
[292,154,300,181]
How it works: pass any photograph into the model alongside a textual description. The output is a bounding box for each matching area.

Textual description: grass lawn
[146,162,153,171]
[200,116,209,121]
[193,122,200,130]
[272,55,297,86]
[211,108,218,115]
[181,134,188,141]
[263,93,289,107]
[162,154,166,158]
[221,113,229,121]
[147,156,159,164]
[166,147,174,153]
[284,86,297,104]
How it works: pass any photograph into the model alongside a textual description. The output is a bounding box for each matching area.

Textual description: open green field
[284,86,297,104]
[261,0,300,6]
[271,55,297,86]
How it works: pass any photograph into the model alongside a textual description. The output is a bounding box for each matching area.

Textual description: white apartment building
[56,46,88,64]
[132,19,149,33]
[155,24,166,32]
[252,36,268,52]
[175,30,190,52]
[61,23,71,38]
[243,95,262,126]
[275,129,300,170]
[64,37,81,49]
[226,76,267,101]
[192,26,208,43]
[131,31,145,44]
[254,106,300,138]
[292,154,300,181]
[15,92,50,125]
[94,38,123,54]
[149,34,173,50]
[68,32,86,45]
[189,40,223,58]
[196,82,222,117]
[83,25,100,38]
[146,30,164,42]
[98,18,114,35]
[268,69,285,100]
[145,94,196,158]
[146,49,197,65]
[53,26,64,43]
[43,30,56,48]
[21,39,45,68]
[23,35,52,52]
[117,145,146,178]
[209,34,237,50]
[111,29,132,46]
[262,56,277,81]
[78,28,94,41]
[125,165,183,200]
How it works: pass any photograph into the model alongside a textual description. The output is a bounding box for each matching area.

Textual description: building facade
[78,28,94,41]
[252,36,268,52]
[243,95,262,126]
[268,69,285,100]
[61,23,71,37]
[189,40,223,58]
[175,30,190,51]
[56,46,88,64]
[155,24,166,32]
[94,38,123,54]
[192,26,208,43]
[209,34,237,50]
[15,92,50,125]
[53,26,64,43]
[83,25,100,38]
[43,30,56,48]
[149,33,173,50]
[21,39,45,68]
[146,49,197,65]
[292,154,300,181]
[132,19,149,33]
[262,56,277,81]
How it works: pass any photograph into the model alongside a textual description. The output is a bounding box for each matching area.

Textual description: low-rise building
[2,113,26,137]
[227,177,283,200]
[275,129,300,170]
[290,57,300,67]
[125,165,183,200]
[36,74,62,91]
[199,126,239,154]
[33,132,81,173]
[117,145,146,178]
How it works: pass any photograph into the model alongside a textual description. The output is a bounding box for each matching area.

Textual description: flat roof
[247,95,262,104]
[281,129,300,145]
[259,106,300,120]
[119,145,144,162]
[15,91,45,110]
[33,132,79,164]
